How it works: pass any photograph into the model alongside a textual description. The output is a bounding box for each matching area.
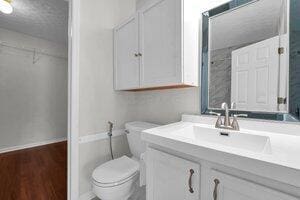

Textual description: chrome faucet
[209,102,248,131]
[221,103,230,127]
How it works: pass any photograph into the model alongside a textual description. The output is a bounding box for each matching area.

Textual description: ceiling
[0,0,68,44]
[210,0,284,50]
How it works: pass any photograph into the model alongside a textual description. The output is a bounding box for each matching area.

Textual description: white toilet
[92,121,158,200]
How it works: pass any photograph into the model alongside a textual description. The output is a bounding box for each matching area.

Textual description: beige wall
[79,0,136,136]
[78,0,136,195]
[134,88,200,125]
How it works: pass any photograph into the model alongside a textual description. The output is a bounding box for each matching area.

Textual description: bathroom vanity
[141,0,300,199]
[142,115,300,200]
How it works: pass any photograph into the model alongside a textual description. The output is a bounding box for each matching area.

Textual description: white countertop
[141,115,300,188]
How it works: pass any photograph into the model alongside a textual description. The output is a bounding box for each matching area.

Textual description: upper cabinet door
[147,148,200,200]
[209,170,298,200]
[114,15,140,90]
[139,0,182,88]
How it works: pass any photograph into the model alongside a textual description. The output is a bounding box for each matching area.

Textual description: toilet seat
[93,172,138,187]
[92,156,139,187]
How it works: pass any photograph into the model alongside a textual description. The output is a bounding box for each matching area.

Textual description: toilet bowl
[92,156,139,200]
[92,122,159,200]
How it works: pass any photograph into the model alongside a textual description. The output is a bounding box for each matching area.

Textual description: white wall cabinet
[114,15,140,90]
[146,148,299,200]
[147,148,200,200]
[114,0,200,91]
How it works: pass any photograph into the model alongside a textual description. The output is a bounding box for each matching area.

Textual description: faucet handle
[233,114,248,118]
[231,102,236,109]
[209,111,221,116]
[231,114,248,131]
[209,111,222,128]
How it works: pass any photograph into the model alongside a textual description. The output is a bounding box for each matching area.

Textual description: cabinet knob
[134,53,139,57]
[188,169,194,193]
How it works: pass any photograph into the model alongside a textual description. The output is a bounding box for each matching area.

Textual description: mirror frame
[201,0,298,122]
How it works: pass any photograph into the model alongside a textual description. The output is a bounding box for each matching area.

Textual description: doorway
[0,0,69,198]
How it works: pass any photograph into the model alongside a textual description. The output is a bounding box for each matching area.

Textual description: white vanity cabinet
[146,148,200,200]
[114,0,200,90]
[146,148,299,200]
[209,170,298,200]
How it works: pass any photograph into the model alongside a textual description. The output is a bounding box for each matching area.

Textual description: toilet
[92,121,159,200]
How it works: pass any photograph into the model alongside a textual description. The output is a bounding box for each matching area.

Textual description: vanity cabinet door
[139,0,182,88]
[147,148,200,200]
[114,14,140,90]
[209,170,298,200]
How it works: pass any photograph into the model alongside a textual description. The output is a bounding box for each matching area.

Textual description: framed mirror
[201,0,300,122]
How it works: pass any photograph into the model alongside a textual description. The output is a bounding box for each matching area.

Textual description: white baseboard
[79,191,96,200]
[0,137,67,154]
[79,129,125,144]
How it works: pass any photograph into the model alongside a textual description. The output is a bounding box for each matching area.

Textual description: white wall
[78,0,136,196]
[134,88,200,124]
[0,28,68,150]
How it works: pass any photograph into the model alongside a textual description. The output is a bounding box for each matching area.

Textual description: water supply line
[108,121,114,160]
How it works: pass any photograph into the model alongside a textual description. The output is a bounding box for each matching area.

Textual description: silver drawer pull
[213,179,220,200]
[188,169,194,193]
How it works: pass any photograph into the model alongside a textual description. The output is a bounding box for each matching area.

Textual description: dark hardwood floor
[0,141,67,200]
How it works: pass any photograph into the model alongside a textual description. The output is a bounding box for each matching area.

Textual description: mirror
[201,0,300,122]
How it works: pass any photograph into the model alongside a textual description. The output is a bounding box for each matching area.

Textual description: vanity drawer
[208,170,298,200]
[146,148,200,200]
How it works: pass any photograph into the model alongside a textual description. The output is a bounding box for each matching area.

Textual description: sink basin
[172,126,271,154]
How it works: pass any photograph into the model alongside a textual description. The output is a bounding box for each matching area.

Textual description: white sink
[172,125,271,154]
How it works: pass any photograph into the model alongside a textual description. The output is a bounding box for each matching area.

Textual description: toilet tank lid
[125,121,159,132]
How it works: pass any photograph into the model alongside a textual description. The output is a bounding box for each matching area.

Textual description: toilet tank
[125,122,159,159]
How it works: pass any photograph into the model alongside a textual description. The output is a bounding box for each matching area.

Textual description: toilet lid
[92,156,139,184]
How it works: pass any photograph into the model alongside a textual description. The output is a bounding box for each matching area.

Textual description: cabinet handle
[188,169,194,193]
[213,179,220,200]
[138,53,142,56]
[134,53,139,57]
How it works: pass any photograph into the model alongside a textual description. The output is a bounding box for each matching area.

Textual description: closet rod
[0,41,67,59]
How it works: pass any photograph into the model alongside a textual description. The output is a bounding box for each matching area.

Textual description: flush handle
[213,179,220,200]
[188,169,194,193]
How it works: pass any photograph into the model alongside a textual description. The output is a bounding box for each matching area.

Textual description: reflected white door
[231,36,280,112]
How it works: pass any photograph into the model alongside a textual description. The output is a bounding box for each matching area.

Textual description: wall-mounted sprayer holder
[108,121,114,160]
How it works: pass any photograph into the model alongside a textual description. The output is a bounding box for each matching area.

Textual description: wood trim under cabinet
[124,84,197,92]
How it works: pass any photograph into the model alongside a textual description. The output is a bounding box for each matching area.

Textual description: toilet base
[92,174,138,200]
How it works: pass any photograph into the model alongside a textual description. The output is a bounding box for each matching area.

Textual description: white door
[139,0,182,88]
[208,170,298,200]
[231,36,280,112]
[147,148,200,200]
[114,14,140,90]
